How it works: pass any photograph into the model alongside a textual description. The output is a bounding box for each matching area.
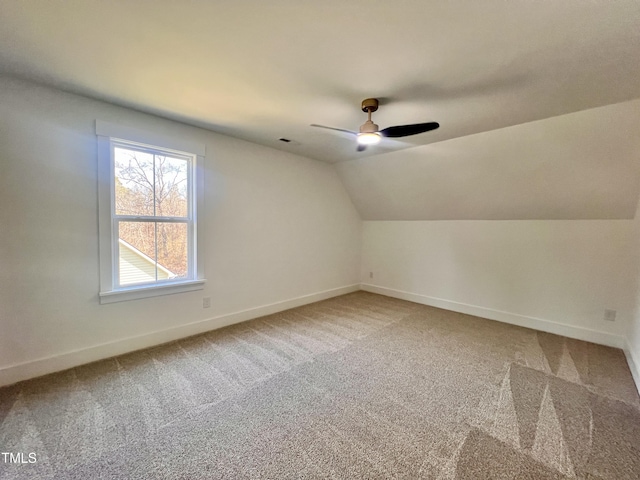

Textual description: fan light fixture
[357,132,382,145]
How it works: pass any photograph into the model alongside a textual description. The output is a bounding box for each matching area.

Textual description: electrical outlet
[203,297,211,308]
[604,309,616,322]
[369,272,373,279]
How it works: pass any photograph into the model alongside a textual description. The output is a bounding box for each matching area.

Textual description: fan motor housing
[359,120,379,133]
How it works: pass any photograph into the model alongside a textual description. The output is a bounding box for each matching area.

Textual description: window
[96,121,205,303]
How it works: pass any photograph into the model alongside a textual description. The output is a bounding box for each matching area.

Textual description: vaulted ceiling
[1,1,639,219]
[338,100,640,220]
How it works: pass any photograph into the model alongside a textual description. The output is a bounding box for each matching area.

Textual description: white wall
[361,220,636,347]
[629,315,640,391]
[0,76,362,385]
[627,200,640,392]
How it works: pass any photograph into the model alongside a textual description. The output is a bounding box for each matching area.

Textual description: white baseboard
[624,344,640,397]
[361,284,626,349]
[0,284,360,388]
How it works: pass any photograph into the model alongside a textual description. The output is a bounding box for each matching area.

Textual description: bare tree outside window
[114,147,189,280]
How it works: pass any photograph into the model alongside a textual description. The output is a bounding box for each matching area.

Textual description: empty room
[1,1,640,479]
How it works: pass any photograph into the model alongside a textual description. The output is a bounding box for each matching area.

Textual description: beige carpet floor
[1,292,639,479]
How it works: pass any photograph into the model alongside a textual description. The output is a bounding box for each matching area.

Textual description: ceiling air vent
[278,138,300,145]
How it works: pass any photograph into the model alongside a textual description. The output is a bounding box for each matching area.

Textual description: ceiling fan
[311,98,439,151]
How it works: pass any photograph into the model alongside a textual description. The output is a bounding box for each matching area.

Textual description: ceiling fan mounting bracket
[361,98,379,113]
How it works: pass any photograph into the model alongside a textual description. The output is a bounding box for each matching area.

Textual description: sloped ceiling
[336,100,640,220]
[1,1,639,219]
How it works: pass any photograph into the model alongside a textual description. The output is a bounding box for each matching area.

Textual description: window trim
[96,121,206,304]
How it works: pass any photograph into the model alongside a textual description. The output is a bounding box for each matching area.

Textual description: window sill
[99,279,206,304]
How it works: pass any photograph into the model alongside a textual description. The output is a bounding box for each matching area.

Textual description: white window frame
[96,121,206,303]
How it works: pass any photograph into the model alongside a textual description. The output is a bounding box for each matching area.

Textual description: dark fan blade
[310,124,357,135]
[379,122,439,138]
[357,144,367,152]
